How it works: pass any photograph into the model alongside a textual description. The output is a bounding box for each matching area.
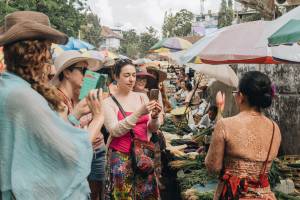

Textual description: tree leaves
[0,0,101,47]
[162,9,194,38]
[218,0,234,28]
[120,27,159,58]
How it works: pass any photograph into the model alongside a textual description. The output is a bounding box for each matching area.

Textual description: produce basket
[275,155,300,189]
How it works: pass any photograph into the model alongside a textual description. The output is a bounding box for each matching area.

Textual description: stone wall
[236,63,300,155]
[207,81,239,118]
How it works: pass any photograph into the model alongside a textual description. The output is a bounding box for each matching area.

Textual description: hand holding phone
[79,70,108,100]
[149,89,159,101]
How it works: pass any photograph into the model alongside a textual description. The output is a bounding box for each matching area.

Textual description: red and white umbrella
[179,21,279,64]
[179,6,300,64]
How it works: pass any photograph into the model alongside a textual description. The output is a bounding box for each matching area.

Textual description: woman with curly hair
[0,11,99,200]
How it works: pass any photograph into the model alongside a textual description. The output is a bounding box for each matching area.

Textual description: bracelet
[68,114,80,126]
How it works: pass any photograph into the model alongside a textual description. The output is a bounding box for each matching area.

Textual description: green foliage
[162,11,176,38]
[139,26,159,57]
[162,9,194,38]
[80,12,102,47]
[120,27,159,58]
[0,0,100,41]
[119,29,140,58]
[241,13,263,22]
[218,0,234,28]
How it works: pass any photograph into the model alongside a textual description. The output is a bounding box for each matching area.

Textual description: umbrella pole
[184,75,202,119]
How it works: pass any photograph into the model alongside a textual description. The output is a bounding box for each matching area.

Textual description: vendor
[184,82,201,109]
[197,105,218,129]
[174,81,189,106]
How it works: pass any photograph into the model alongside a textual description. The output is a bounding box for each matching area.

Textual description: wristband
[68,114,80,126]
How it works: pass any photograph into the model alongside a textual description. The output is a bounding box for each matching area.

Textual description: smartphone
[79,70,108,100]
[97,74,108,92]
[149,89,159,101]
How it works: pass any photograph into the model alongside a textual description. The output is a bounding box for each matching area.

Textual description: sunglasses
[136,77,147,82]
[69,66,88,75]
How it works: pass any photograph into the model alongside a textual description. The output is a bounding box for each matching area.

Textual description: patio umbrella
[257,5,300,62]
[150,37,192,51]
[149,39,168,51]
[179,18,300,64]
[171,50,202,64]
[268,19,300,46]
[188,63,238,87]
[179,21,279,64]
[163,37,192,50]
[60,37,95,51]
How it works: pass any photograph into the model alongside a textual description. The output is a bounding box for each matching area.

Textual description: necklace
[57,88,73,114]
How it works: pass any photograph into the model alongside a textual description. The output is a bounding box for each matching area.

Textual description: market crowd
[0,11,281,200]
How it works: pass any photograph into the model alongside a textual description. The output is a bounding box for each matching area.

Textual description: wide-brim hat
[136,66,156,81]
[51,50,102,86]
[0,11,68,46]
[145,63,167,82]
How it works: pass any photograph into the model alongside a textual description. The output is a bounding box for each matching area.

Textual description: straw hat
[51,50,102,85]
[145,63,167,82]
[0,11,68,46]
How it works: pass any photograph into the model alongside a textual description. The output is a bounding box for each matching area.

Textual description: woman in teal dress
[0,11,100,200]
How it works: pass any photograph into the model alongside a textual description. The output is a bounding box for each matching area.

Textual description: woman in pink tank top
[103,59,162,200]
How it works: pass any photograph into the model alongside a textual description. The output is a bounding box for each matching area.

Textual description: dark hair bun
[239,71,273,109]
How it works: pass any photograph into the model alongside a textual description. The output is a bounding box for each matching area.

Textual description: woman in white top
[103,59,162,200]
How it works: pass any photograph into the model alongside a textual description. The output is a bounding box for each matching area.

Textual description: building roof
[101,26,123,39]
[181,35,202,44]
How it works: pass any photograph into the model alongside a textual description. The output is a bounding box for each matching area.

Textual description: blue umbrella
[60,37,95,50]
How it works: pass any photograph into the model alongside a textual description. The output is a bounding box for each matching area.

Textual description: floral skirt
[104,149,160,200]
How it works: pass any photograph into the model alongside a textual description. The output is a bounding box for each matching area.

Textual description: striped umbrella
[150,37,192,51]
[149,39,168,51]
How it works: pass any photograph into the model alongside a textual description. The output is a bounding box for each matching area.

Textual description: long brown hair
[160,82,173,113]
[4,40,63,111]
